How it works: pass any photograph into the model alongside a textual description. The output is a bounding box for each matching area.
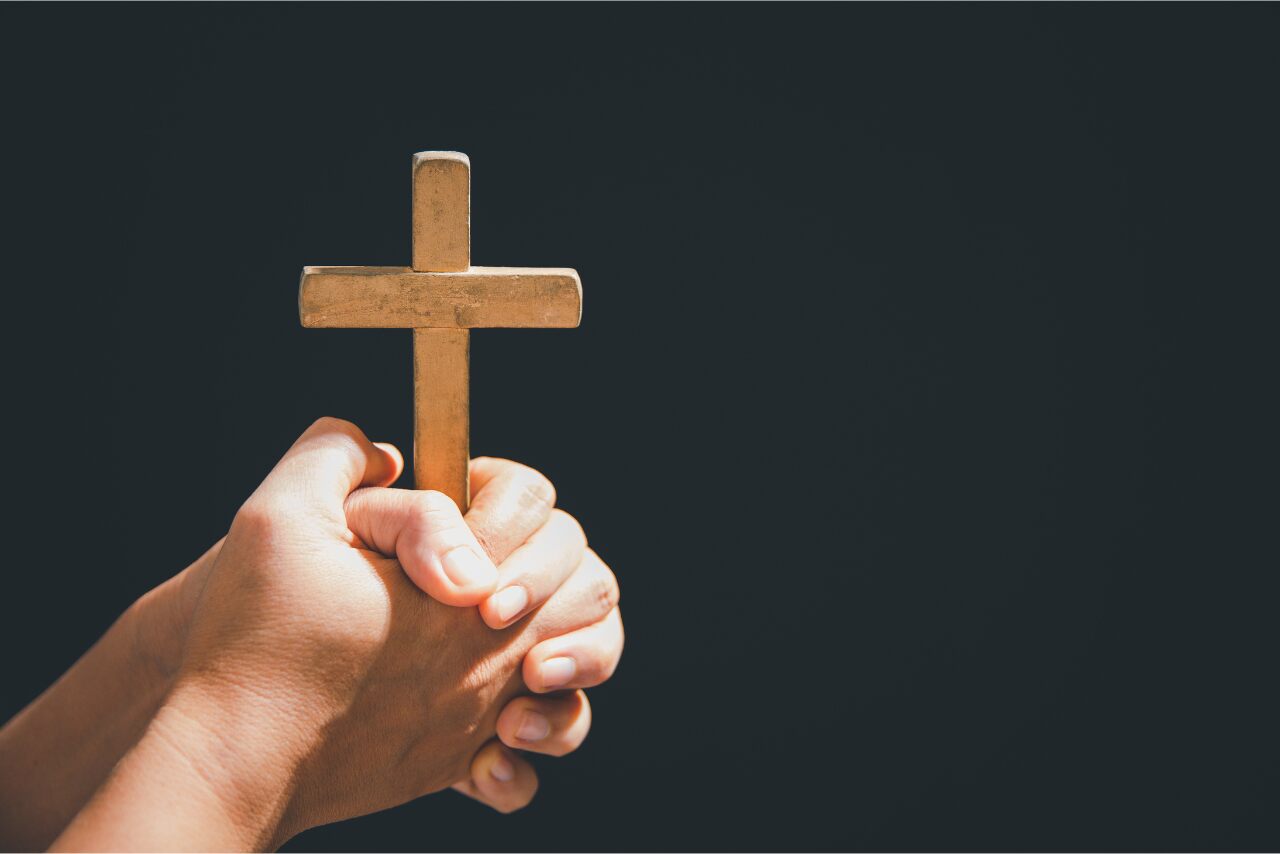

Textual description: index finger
[466,457,557,564]
[245,417,403,521]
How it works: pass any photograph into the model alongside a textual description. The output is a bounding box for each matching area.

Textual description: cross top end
[414,150,470,167]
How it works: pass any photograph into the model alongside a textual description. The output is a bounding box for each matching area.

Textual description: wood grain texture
[298,266,583,329]
[413,328,470,510]
[413,152,470,273]
[413,152,471,507]
[299,150,583,514]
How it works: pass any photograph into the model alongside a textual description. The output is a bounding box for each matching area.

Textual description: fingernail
[442,547,498,588]
[489,754,515,782]
[515,710,551,742]
[539,656,577,688]
[491,586,529,623]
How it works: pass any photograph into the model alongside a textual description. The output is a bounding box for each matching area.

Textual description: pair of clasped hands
[0,418,623,851]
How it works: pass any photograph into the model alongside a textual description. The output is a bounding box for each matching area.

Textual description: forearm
[0,543,220,850]
[0,604,171,849]
[52,677,320,852]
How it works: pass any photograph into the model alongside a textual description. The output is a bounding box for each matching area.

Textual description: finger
[479,510,587,629]
[372,442,405,484]
[524,549,620,641]
[496,690,592,757]
[344,487,499,605]
[468,456,550,501]
[251,417,402,513]
[452,741,539,814]
[524,607,624,694]
[466,457,556,564]
[467,456,508,496]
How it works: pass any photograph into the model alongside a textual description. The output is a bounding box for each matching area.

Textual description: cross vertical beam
[412,152,472,511]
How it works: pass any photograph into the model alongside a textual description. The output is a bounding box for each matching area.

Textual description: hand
[352,454,625,814]
[51,418,623,850]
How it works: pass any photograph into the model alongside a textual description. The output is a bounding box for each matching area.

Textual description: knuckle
[575,617,622,685]
[414,489,460,518]
[583,640,616,681]
[233,496,273,532]
[515,466,556,511]
[459,655,507,696]
[602,648,621,681]
[589,555,620,612]
[309,415,360,437]
[471,526,497,563]
[303,419,372,476]
[234,494,304,536]
[550,509,587,548]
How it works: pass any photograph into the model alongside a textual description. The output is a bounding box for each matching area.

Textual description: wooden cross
[299,152,583,513]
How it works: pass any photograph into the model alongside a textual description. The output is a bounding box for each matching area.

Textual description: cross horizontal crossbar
[299,266,583,329]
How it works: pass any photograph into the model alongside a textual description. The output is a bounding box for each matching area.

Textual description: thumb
[344,487,499,606]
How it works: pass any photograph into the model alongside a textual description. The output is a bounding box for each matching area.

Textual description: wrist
[157,674,323,848]
[123,538,225,687]
[55,673,319,851]
[50,680,277,851]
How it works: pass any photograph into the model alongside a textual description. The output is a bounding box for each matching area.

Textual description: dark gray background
[2,3,1277,850]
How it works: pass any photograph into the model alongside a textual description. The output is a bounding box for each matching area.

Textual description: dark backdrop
[2,3,1277,851]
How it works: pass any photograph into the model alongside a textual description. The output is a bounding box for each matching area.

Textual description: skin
[0,418,623,851]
